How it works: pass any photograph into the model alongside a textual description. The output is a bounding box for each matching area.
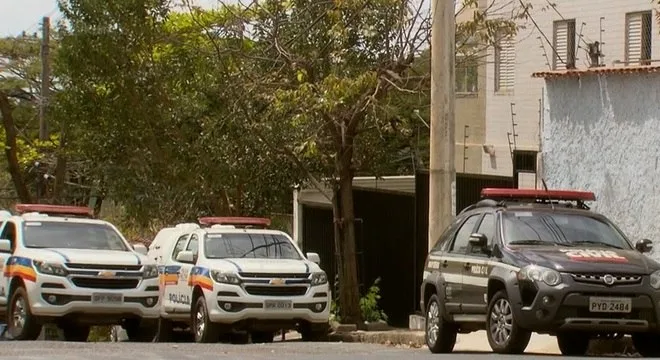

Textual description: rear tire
[425,294,457,353]
[557,332,590,356]
[632,333,660,357]
[192,296,220,343]
[486,290,531,354]
[7,286,42,340]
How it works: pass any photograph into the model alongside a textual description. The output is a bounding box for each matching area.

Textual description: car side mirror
[0,239,10,253]
[306,252,321,265]
[469,233,488,249]
[133,243,148,255]
[636,239,653,253]
[176,250,195,263]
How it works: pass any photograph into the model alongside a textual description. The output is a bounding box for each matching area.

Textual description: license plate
[264,300,292,310]
[588,297,631,313]
[91,293,123,304]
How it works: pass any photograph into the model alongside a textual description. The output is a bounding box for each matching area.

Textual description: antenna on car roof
[540,178,555,210]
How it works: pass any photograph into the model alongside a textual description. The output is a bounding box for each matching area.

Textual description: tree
[55,0,301,224]
[202,0,525,324]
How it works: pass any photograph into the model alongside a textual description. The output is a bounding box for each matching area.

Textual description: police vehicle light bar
[198,217,271,228]
[15,204,95,218]
[480,188,596,202]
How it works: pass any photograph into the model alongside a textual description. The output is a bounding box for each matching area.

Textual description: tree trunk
[337,169,361,325]
[0,92,33,203]
[52,118,68,204]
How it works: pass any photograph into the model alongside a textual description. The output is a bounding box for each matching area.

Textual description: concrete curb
[328,330,424,347]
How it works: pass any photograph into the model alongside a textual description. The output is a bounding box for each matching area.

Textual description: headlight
[142,265,159,279]
[310,271,328,286]
[650,270,660,289]
[210,270,241,285]
[33,260,68,277]
[517,265,562,287]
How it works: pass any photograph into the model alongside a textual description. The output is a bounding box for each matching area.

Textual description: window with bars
[456,57,478,94]
[626,11,652,66]
[494,35,515,92]
[552,19,576,70]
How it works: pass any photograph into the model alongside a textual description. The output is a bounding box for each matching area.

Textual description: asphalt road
[0,341,626,360]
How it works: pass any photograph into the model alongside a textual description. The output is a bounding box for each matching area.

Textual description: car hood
[214,258,317,274]
[30,248,147,266]
[508,246,658,274]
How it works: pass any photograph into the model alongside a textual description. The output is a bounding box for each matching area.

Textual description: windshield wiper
[239,241,290,258]
[569,240,623,249]
[508,239,557,246]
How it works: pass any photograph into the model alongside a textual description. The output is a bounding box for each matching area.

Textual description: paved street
[0,341,624,360]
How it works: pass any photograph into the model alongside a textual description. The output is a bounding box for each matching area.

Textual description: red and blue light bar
[480,188,596,202]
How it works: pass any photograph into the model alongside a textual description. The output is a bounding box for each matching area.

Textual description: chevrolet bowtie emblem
[98,270,115,277]
[269,278,285,285]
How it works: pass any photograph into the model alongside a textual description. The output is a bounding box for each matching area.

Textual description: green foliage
[330,277,388,323]
[88,326,111,342]
[359,277,388,323]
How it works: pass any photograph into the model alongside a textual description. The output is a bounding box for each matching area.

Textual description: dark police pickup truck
[420,188,660,357]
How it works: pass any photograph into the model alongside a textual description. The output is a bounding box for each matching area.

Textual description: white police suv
[0,204,159,341]
[155,217,330,343]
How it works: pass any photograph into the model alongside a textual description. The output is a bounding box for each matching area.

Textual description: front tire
[425,294,457,353]
[486,290,531,354]
[632,333,660,357]
[557,332,590,355]
[192,296,220,343]
[7,286,42,340]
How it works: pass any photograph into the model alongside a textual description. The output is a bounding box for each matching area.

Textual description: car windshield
[22,221,129,251]
[204,233,302,260]
[502,211,632,249]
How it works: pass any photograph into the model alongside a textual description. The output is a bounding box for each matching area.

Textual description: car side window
[171,234,189,261]
[431,217,463,253]
[0,221,17,253]
[187,234,199,261]
[470,213,496,256]
[449,215,481,254]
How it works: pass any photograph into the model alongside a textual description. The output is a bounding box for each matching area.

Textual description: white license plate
[264,300,292,310]
[91,293,124,304]
[588,297,631,313]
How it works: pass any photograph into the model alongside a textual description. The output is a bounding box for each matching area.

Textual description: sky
[0,0,222,37]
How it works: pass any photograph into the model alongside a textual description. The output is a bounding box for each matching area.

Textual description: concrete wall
[483,0,660,177]
[542,72,660,259]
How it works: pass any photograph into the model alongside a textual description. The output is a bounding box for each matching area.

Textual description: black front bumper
[508,273,660,334]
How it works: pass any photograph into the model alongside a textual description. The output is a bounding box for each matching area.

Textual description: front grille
[244,285,307,296]
[66,263,142,271]
[570,273,642,286]
[239,272,309,279]
[71,278,139,289]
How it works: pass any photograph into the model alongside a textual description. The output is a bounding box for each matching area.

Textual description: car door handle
[442,260,448,268]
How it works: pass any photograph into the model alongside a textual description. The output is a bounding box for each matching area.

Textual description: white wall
[542,72,660,259]
[483,0,660,177]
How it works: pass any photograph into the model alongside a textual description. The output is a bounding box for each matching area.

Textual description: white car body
[0,210,160,340]
[157,224,330,342]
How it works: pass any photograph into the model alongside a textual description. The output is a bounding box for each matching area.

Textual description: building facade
[462,0,660,184]
[532,66,660,259]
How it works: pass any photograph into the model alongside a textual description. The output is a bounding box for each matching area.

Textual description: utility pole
[39,16,50,141]
[428,0,456,251]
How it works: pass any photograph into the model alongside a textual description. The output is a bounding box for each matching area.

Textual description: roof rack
[14,204,95,218]
[480,188,596,210]
[198,217,271,229]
